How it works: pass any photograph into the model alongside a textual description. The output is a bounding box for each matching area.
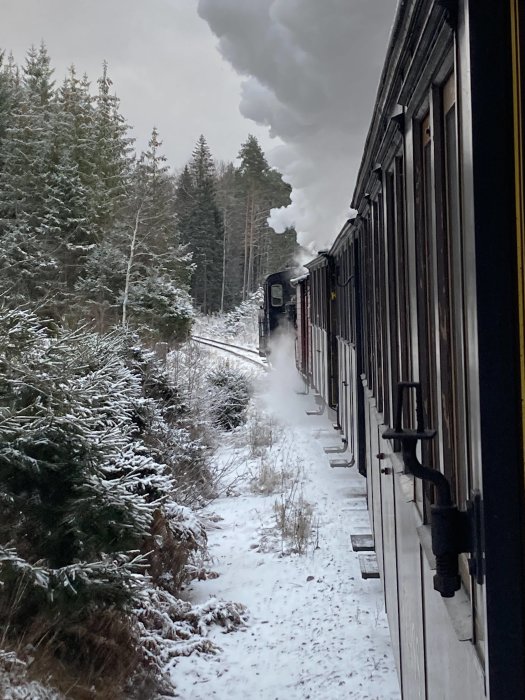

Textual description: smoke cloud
[197,0,397,252]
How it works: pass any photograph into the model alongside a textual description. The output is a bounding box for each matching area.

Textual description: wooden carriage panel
[295,282,304,371]
[295,278,312,379]
[422,563,485,700]
[337,339,358,463]
[363,382,374,523]
[337,338,348,434]
[393,485,426,700]
[379,436,401,675]
[347,343,358,460]
[311,325,328,403]
[369,404,384,585]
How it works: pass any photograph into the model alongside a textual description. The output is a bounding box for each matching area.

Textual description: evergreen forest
[0,44,298,337]
[0,44,298,697]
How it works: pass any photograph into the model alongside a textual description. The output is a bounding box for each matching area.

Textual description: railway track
[191,335,267,369]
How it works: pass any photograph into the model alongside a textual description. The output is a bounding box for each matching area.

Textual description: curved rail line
[191,335,267,369]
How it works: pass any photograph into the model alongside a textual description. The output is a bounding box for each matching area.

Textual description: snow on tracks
[191,335,267,370]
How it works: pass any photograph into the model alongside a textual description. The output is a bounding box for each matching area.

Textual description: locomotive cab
[258,269,296,357]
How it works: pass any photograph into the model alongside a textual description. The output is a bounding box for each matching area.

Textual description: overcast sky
[0,0,397,249]
[0,0,276,169]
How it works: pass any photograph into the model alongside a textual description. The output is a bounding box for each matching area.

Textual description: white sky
[0,0,276,170]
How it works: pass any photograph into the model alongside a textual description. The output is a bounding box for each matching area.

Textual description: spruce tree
[75,62,136,331]
[121,127,193,341]
[238,135,271,298]
[234,135,297,298]
[215,161,245,311]
[0,43,57,306]
[176,135,223,313]
[0,51,21,168]
[39,68,97,307]
[91,61,133,239]
[0,310,164,614]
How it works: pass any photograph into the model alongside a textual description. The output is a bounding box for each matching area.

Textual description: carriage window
[386,171,398,425]
[440,73,463,499]
[363,217,375,392]
[395,156,410,385]
[271,284,284,307]
[423,113,438,451]
[429,71,470,509]
[414,111,439,512]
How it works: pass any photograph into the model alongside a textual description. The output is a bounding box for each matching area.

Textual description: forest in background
[0,43,297,698]
[0,43,298,341]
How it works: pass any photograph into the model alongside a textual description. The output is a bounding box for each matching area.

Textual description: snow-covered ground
[171,337,401,699]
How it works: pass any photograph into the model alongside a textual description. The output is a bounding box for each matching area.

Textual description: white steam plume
[197,0,397,252]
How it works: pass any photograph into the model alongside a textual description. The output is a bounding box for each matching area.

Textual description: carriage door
[417,66,486,669]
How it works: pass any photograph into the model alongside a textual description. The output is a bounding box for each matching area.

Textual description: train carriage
[304,255,332,409]
[290,1,525,698]
[292,273,311,381]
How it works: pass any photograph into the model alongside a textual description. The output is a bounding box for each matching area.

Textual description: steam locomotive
[262,2,525,698]
[258,269,296,357]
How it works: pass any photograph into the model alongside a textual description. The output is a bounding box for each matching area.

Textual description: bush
[126,275,194,344]
[0,308,210,696]
[124,343,212,506]
[207,363,251,430]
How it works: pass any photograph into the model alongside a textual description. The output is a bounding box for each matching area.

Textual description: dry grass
[143,509,201,594]
[0,607,157,700]
[274,479,314,554]
[247,411,279,457]
[250,458,282,495]
[246,432,316,554]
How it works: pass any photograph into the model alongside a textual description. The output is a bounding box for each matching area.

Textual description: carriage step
[351,534,375,551]
[306,407,324,415]
[324,440,348,454]
[359,553,380,579]
[306,394,324,415]
[330,459,353,469]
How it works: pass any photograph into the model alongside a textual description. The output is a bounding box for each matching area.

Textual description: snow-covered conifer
[0,44,58,306]
[120,127,193,340]
[0,309,209,620]
[91,61,133,238]
[175,135,223,314]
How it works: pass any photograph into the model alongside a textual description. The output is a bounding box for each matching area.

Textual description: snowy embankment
[171,335,400,699]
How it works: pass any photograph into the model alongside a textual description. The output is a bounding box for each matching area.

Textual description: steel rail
[191,335,267,369]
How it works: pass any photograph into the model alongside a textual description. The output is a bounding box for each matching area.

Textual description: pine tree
[175,135,223,313]
[0,303,210,603]
[215,161,245,311]
[1,43,55,224]
[216,135,298,301]
[91,61,133,239]
[238,135,271,299]
[75,63,142,333]
[257,168,298,278]
[0,310,162,614]
[174,163,194,247]
[40,67,96,299]
[121,127,193,341]
[0,52,21,168]
[0,43,57,306]
[75,235,127,331]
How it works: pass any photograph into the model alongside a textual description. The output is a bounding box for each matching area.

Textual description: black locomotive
[265,2,525,698]
[258,269,296,357]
